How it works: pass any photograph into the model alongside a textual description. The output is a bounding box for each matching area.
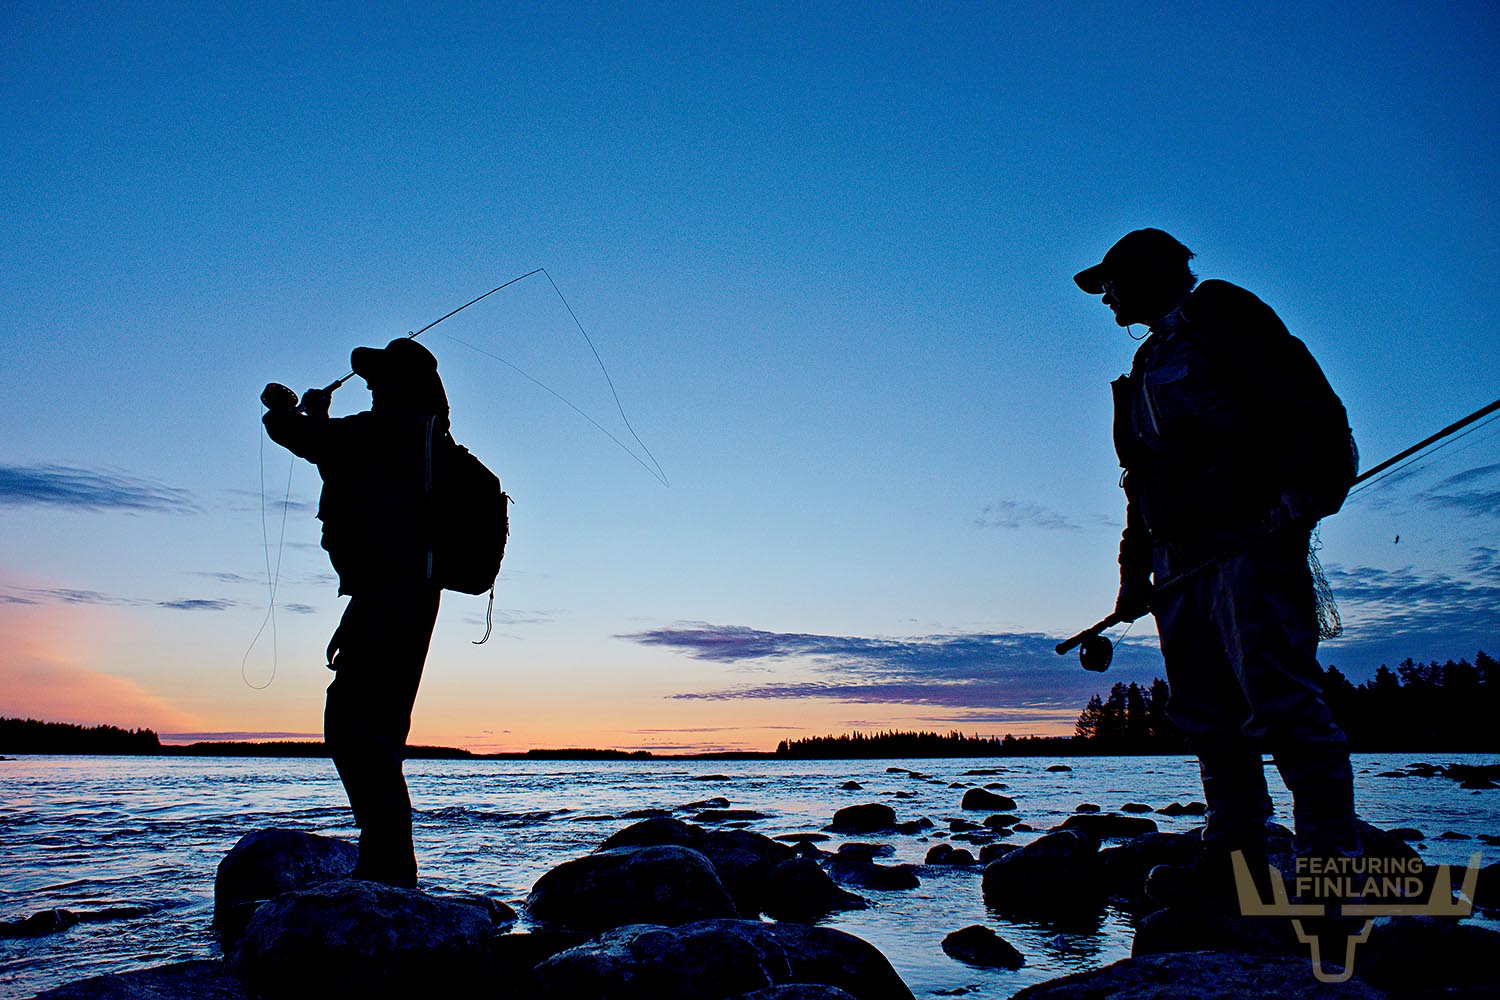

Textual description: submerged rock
[0,908,80,938]
[1046,765,1072,773]
[232,879,493,996]
[826,857,920,890]
[527,845,738,930]
[940,925,1024,968]
[1119,802,1154,814]
[213,828,357,947]
[530,919,913,1000]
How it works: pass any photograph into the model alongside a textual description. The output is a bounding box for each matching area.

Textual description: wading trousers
[1153,530,1360,857]
[324,585,441,887]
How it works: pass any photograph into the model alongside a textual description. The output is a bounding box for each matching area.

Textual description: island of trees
[4,651,1494,758]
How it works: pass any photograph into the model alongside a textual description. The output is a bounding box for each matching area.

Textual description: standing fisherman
[1076,229,1362,903]
[261,338,449,888]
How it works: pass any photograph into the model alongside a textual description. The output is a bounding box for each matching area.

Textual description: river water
[1,753,1496,998]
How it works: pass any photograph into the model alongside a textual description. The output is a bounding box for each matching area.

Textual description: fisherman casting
[1075,229,1363,906]
[262,338,453,888]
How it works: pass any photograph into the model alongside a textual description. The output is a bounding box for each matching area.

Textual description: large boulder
[700,829,796,915]
[1355,916,1500,997]
[1009,950,1386,998]
[1132,906,1300,958]
[761,857,867,922]
[829,804,897,833]
[530,919,913,1000]
[526,845,739,931]
[231,879,493,997]
[34,961,248,999]
[1096,831,1203,907]
[213,828,357,947]
[600,817,706,852]
[981,830,1103,917]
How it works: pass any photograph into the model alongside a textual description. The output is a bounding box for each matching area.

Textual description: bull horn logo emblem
[1230,850,1483,983]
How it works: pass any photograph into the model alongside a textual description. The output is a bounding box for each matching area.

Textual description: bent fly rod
[1055,395,1500,671]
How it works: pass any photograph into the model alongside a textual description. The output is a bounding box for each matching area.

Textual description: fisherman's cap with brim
[350,337,439,384]
[1074,228,1193,294]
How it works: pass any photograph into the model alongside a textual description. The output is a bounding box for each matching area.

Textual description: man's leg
[1217,534,1360,858]
[324,587,440,887]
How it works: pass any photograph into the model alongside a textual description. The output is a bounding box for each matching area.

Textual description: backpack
[426,418,509,639]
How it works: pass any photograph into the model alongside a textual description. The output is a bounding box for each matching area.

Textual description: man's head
[1075,229,1197,327]
[351,337,449,414]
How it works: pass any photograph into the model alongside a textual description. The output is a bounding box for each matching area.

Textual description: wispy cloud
[975,499,1087,532]
[625,622,1164,713]
[1410,462,1500,518]
[0,464,196,512]
[1,586,242,612]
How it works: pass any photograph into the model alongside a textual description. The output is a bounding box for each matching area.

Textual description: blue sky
[2,3,1497,752]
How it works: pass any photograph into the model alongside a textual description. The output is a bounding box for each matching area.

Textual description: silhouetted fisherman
[261,338,448,888]
[1076,229,1361,905]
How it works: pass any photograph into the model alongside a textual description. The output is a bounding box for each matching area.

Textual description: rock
[1096,832,1203,906]
[622,808,672,820]
[885,767,910,774]
[1156,802,1189,816]
[1356,915,1500,997]
[527,845,739,931]
[1075,803,1101,813]
[983,813,1021,830]
[1438,831,1472,840]
[697,809,772,823]
[891,791,917,799]
[1009,950,1385,998]
[981,830,1103,916]
[983,782,1009,790]
[693,774,732,781]
[830,803,897,833]
[232,879,493,996]
[1478,834,1500,846]
[826,857,920,890]
[735,988,858,1000]
[940,925,1024,969]
[948,818,981,832]
[924,844,976,866]
[835,842,893,861]
[701,829,796,916]
[762,857,867,922]
[601,816,706,851]
[978,843,1017,864]
[893,818,933,835]
[775,833,832,844]
[1386,827,1425,841]
[962,768,1003,776]
[1119,802,1154,814]
[1056,813,1158,839]
[1375,770,1408,778]
[947,782,967,789]
[0,907,80,938]
[35,960,248,999]
[1460,778,1498,790]
[491,929,592,979]
[840,781,863,791]
[1046,764,1072,773]
[213,828,357,947]
[1012,823,1037,832]
[684,797,732,810]
[1132,905,1299,957]
[960,788,1016,811]
[530,919,913,1000]
[1182,801,1207,815]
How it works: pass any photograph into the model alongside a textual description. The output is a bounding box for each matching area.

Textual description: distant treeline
[774,729,1113,758]
[1069,650,1499,754]
[0,718,162,755]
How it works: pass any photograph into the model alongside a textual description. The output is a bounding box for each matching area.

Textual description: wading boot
[1145,843,1275,911]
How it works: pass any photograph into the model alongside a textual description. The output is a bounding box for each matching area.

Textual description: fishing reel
[1078,633,1114,672]
[261,383,299,411]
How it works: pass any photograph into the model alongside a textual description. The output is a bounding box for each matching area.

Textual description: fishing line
[241,423,295,690]
[440,332,670,486]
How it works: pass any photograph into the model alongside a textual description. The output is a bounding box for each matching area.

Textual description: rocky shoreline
[19,779,1500,999]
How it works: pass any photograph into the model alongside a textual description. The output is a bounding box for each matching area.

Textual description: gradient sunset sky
[3,4,1497,752]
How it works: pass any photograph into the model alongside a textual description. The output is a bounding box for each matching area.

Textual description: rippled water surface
[2,753,1497,998]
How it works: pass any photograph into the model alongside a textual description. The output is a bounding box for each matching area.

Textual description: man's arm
[1115,472,1153,621]
[261,385,333,462]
